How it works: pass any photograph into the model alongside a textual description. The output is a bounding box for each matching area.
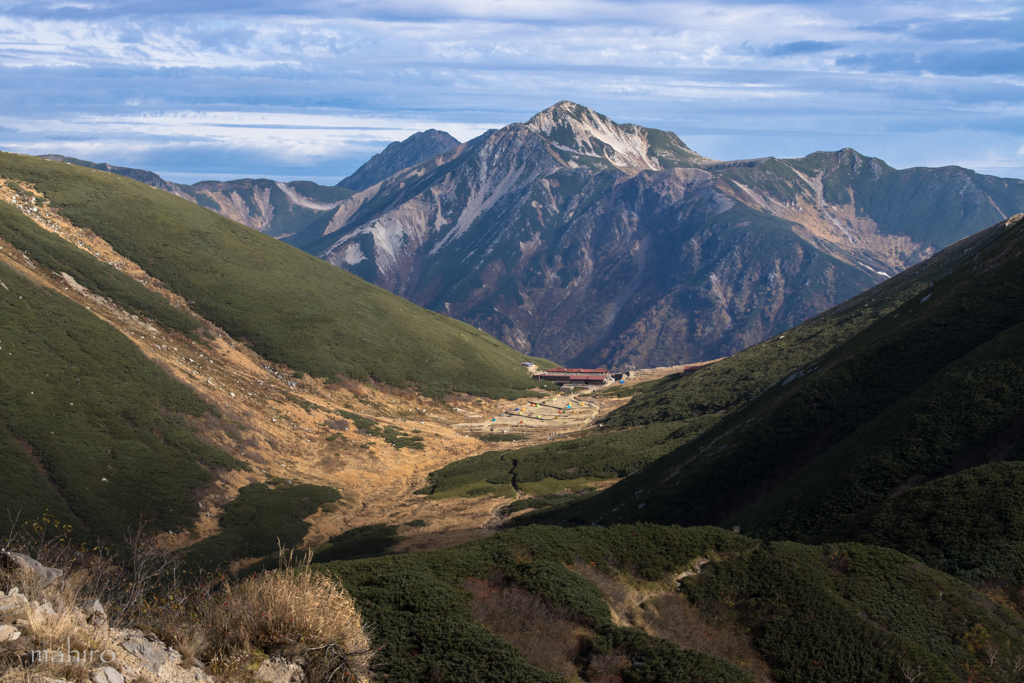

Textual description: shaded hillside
[853,462,1024,585]
[529,214,1024,574]
[418,223,933,500]
[337,129,460,191]
[319,524,1024,682]
[291,101,1024,368]
[0,153,549,399]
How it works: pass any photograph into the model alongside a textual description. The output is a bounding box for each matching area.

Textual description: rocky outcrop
[0,569,213,683]
[1,552,64,588]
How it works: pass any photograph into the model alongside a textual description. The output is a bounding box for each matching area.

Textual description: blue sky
[1,0,1022,184]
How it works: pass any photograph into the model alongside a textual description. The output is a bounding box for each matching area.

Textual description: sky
[1,0,1022,184]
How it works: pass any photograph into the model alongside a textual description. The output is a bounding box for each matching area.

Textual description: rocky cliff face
[285,101,1024,368]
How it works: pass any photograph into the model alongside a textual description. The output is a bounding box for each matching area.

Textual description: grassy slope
[528,215,1024,580]
[0,199,199,335]
[319,524,1024,683]
[0,259,241,538]
[853,461,1024,585]
[0,153,547,399]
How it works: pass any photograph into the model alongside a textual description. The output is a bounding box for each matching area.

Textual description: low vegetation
[311,524,406,564]
[186,483,341,568]
[682,541,1024,682]
[323,524,757,682]
[854,462,1024,586]
[0,153,551,399]
[320,524,1024,682]
[419,418,717,499]
[0,259,241,539]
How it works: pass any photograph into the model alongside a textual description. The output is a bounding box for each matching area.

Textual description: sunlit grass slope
[0,153,548,399]
[0,258,241,538]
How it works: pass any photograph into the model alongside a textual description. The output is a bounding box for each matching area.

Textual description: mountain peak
[338,129,460,191]
[525,101,663,174]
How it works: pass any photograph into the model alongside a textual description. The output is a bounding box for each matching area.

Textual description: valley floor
[0,181,699,563]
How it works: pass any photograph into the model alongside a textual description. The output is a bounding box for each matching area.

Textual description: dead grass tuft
[209,548,373,681]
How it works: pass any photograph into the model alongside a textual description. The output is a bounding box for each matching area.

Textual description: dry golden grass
[209,549,373,682]
[0,567,109,683]
[571,561,772,683]
[5,567,110,657]
[0,663,91,683]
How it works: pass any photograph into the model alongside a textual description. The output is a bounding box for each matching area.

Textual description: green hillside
[522,214,1024,583]
[853,462,1024,585]
[0,153,548,399]
[318,524,1024,682]
[0,256,241,538]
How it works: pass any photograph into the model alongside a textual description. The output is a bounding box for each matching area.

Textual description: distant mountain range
[43,102,1024,368]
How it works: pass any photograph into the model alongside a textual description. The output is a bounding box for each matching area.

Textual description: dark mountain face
[337,129,461,191]
[287,101,1024,368]
[544,213,1024,546]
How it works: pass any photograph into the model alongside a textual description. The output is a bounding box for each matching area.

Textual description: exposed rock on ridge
[337,129,461,191]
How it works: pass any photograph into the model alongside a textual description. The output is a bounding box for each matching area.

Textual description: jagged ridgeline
[0,152,550,399]
[525,214,1024,582]
[289,101,1024,369]
[318,524,1024,682]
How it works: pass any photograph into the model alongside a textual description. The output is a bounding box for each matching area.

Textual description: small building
[538,367,611,386]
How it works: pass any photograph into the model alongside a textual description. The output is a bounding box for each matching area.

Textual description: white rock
[1,551,63,587]
[91,667,125,683]
[255,657,306,683]
[0,624,21,641]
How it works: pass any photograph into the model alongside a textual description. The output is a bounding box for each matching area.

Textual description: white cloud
[0,0,1021,179]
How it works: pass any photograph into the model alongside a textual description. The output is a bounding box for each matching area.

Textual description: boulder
[0,588,29,618]
[0,624,20,641]
[1,552,64,587]
[80,598,108,626]
[255,657,307,683]
[91,667,125,683]
[122,637,172,674]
